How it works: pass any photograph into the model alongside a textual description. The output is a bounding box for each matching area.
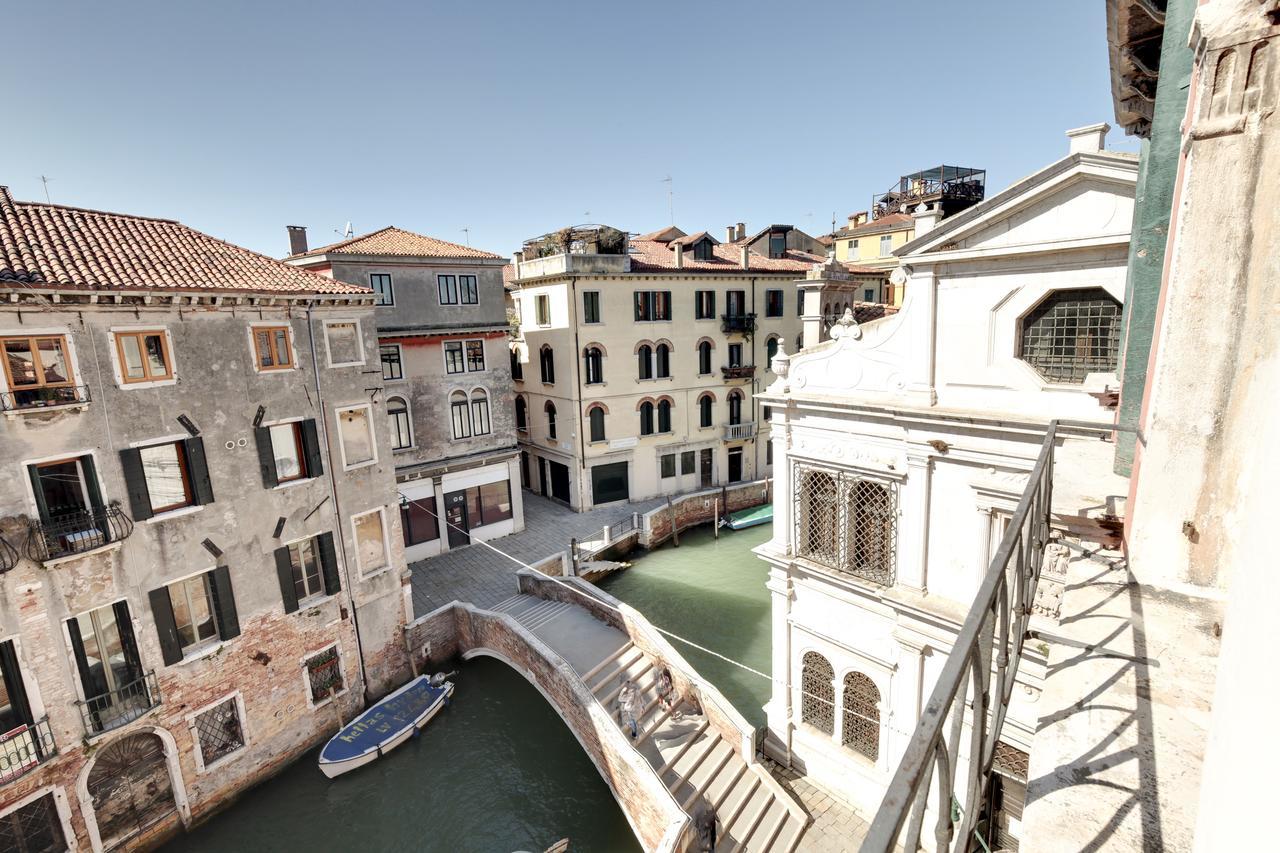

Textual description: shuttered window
[149,566,240,665]
[120,437,214,521]
[275,532,341,613]
[254,419,322,489]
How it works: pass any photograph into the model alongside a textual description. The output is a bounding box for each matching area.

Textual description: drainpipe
[570,276,588,504]
[750,277,758,478]
[306,302,371,702]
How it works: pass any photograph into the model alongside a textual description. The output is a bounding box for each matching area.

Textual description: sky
[1,1,1130,260]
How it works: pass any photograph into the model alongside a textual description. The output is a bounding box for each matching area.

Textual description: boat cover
[319,676,448,764]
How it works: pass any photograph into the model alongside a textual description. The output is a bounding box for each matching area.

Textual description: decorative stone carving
[828,308,862,341]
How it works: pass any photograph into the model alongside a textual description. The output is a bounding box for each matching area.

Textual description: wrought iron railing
[76,671,160,735]
[0,533,18,573]
[0,384,91,412]
[720,313,756,334]
[723,421,756,441]
[721,365,756,381]
[0,718,56,785]
[25,505,134,563]
[862,423,1058,852]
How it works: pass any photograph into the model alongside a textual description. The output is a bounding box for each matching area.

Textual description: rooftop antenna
[660,175,673,225]
[39,175,52,203]
[461,227,470,246]
[334,221,353,238]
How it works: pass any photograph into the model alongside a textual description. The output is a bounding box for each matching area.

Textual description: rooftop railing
[76,671,160,736]
[0,718,56,786]
[26,505,134,563]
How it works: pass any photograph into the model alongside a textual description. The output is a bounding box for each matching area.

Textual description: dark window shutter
[317,531,341,595]
[254,426,279,488]
[66,616,105,700]
[148,587,184,666]
[209,566,240,640]
[119,447,154,521]
[300,419,324,478]
[274,546,299,613]
[27,466,50,524]
[0,640,34,725]
[185,437,215,505]
[80,455,105,512]
[113,600,143,680]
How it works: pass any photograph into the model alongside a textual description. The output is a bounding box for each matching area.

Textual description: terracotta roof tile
[297,226,502,260]
[628,238,823,273]
[0,187,366,295]
[835,212,914,238]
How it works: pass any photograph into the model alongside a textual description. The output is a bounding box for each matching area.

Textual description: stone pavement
[763,757,871,851]
[409,492,666,617]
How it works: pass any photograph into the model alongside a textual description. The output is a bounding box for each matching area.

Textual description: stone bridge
[406,570,808,853]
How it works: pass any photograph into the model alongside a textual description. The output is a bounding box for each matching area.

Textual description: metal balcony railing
[76,671,161,736]
[721,365,756,381]
[862,422,1060,852]
[25,505,134,563]
[723,421,755,441]
[720,313,756,334]
[0,384,91,412]
[0,534,18,573]
[0,718,56,786]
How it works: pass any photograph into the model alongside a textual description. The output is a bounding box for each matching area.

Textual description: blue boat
[318,674,453,778]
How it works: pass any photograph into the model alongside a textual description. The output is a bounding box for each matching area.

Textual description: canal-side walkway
[409,493,665,616]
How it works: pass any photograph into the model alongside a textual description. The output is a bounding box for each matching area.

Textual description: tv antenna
[39,176,52,203]
[334,221,353,238]
[461,227,470,246]
[660,175,673,225]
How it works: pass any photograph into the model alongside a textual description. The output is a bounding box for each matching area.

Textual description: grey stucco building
[286,226,523,564]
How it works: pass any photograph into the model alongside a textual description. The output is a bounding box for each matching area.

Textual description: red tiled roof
[634,226,687,243]
[296,226,502,260]
[0,187,367,295]
[669,231,718,248]
[628,237,823,273]
[835,212,913,238]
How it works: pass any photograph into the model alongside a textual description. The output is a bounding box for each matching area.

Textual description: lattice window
[193,697,245,767]
[0,792,65,853]
[306,647,344,704]
[1018,288,1120,383]
[800,652,835,735]
[992,741,1029,782]
[841,672,880,760]
[794,463,898,585]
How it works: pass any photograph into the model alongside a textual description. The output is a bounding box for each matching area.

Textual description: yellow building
[830,212,915,306]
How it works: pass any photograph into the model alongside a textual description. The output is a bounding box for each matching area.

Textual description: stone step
[667,733,721,791]
[777,815,808,853]
[521,600,573,631]
[703,759,749,813]
[587,647,643,693]
[681,741,736,811]
[599,660,654,707]
[717,779,771,852]
[580,641,634,683]
[743,802,791,853]
[656,720,711,777]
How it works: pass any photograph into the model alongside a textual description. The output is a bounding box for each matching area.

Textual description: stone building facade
[286,227,523,563]
[0,189,411,851]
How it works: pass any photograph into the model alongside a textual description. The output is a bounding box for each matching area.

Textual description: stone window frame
[246,322,298,374]
[109,325,177,389]
[0,325,88,411]
[301,641,347,710]
[380,343,404,382]
[323,319,366,369]
[185,690,248,774]
[1015,287,1121,385]
[368,272,394,306]
[333,401,379,470]
[388,395,414,451]
[350,506,392,578]
[0,784,76,853]
[792,638,893,772]
[790,458,902,588]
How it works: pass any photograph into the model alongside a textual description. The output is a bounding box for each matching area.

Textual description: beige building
[509,224,886,510]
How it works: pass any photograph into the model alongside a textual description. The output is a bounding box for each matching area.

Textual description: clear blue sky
[2,1,1129,260]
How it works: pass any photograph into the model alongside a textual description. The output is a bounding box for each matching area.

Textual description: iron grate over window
[800,651,835,735]
[0,791,66,853]
[842,672,881,760]
[992,740,1030,782]
[793,463,898,586]
[1018,288,1121,383]
[193,697,245,767]
[307,647,344,703]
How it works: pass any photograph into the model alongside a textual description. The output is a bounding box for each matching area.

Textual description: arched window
[388,396,412,450]
[800,652,835,735]
[588,405,606,442]
[545,401,557,440]
[450,391,470,439]
[655,343,671,378]
[583,346,603,385]
[699,394,714,428]
[637,344,653,380]
[657,399,672,433]
[765,336,779,367]
[515,396,527,433]
[539,345,555,384]
[842,672,880,760]
[639,401,654,436]
[1018,288,1121,383]
[728,390,743,426]
[470,390,490,436]
[697,340,713,376]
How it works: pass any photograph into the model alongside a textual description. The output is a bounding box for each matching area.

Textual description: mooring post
[667,496,679,546]
[570,537,578,575]
[714,498,720,539]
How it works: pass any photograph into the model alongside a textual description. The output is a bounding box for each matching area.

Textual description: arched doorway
[86,731,178,850]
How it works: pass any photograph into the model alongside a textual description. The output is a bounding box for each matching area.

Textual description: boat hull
[318,677,453,778]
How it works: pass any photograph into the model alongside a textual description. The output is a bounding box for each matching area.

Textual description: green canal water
[166,522,771,852]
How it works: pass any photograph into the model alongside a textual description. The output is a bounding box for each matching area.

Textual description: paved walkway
[409,492,665,616]
[763,757,871,851]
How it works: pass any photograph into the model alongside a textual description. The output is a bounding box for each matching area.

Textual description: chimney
[740,246,750,270]
[912,202,943,237]
[673,242,684,269]
[736,222,746,241]
[286,225,308,256]
[726,225,737,242]
[1066,122,1110,155]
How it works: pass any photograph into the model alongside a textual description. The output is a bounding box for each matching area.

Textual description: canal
[166,521,772,852]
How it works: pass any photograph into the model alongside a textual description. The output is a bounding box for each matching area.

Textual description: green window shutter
[79,455,105,512]
[112,601,144,680]
[209,566,240,640]
[184,437,215,505]
[317,531,341,595]
[300,419,324,478]
[119,447,154,521]
[274,546,299,614]
[148,587,184,666]
[0,640,34,726]
[26,466,50,525]
[254,426,279,488]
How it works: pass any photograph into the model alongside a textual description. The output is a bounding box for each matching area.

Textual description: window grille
[0,792,65,852]
[793,463,898,585]
[842,672,880,760]
[800,652,835,734]
[307,647,344,703]
[1018,288,1121,383]
[194,697,245,767]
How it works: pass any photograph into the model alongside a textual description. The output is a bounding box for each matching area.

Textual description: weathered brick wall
[516,571,624,631]
[404,604,461,671]
[641,479,772,548]
[531,550,568,578]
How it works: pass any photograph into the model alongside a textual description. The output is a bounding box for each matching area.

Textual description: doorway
[699,448,713,488]
[520,452,530,490]
[548,462,571,504]
[443,491,470,548]
[591,462,629,506]
[538,458,548,497]
[87,731,177,850]
[727,447,743,483]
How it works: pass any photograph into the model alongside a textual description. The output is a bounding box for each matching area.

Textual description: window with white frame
[165,573,220,654]
[444,341,465,375]
[445,339,485,374]
[305,645,344,704]
[470,390,490,436]
[351,508,389,576]
[535,294,550,326]
[287,536,325,602]
[380,344,403,381]
[191,695,245,769]
[324,321,363,367]
[0,790,68,852]
[336,404,376,467]
[800,651,835,734]
[842,672,880,760]
[437,275,459,305]
[369,273,394,306]
[388,396,412,450]
[845,240,858,260]
[450,391,471,439]
[466,340,485,372]
[793,463,897,585]
[459,274,478,305]
[879,234,893,256]
[582,291,601,324]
